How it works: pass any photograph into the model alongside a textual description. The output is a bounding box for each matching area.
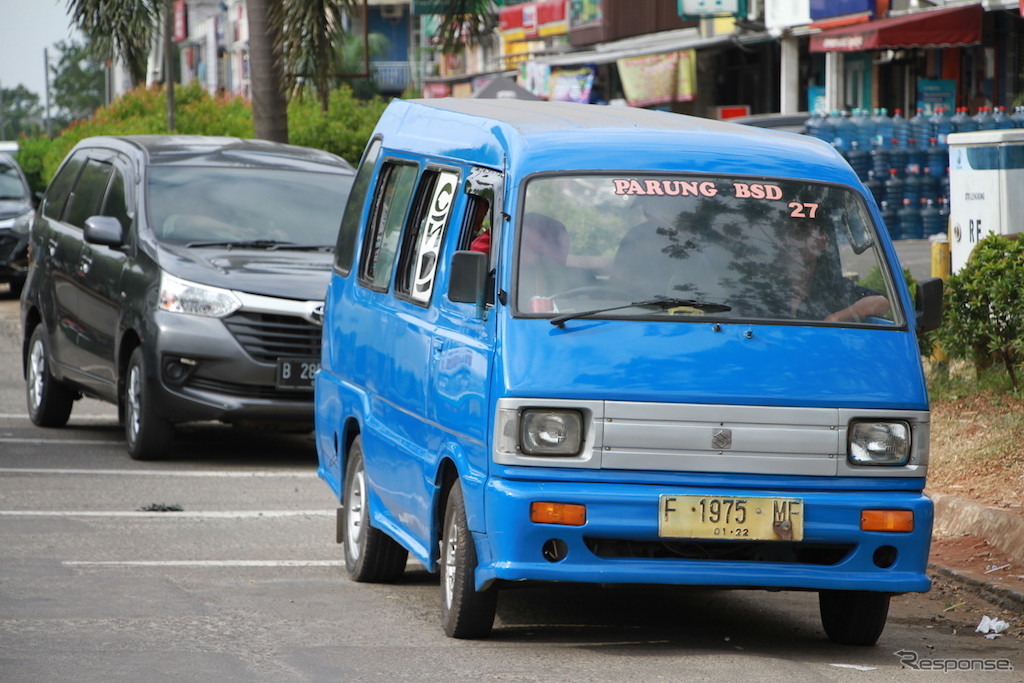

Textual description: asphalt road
[0,285,1020,682]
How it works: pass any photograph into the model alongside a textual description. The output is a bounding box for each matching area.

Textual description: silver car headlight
[158,272,241,318]
[519,409,584,456]
[848,421,911,466]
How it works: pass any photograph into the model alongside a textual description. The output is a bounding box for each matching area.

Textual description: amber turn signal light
[530,502,586,526]
[861,509,914,532]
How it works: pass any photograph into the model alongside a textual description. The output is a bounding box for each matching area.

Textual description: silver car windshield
[148,167,352,247]
[517,173,904,327]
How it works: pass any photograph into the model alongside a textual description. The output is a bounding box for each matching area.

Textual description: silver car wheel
[27,337,46,412]
[345,459,366,562]
[443,509,458,608]
[126,363,142,443]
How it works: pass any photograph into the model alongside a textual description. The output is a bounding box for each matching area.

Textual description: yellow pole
[929,237,950,362]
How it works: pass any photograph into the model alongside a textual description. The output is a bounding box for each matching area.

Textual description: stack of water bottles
[805,105,1024,240]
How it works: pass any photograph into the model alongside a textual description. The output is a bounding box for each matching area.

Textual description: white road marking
[0,413,116,421]
[0,468,317,477]
[63,560,344,567]
[0,509,332,518]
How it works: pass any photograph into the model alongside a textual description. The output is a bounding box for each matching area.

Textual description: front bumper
[0,229,28,283]
[478,477,932,593]
[147,308,319,424]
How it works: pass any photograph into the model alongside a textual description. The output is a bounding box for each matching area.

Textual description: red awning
[809,4,982,53]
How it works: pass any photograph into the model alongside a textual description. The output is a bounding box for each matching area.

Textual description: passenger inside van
[516,212,569,311]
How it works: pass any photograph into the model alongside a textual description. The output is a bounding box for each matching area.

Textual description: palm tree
[65,0,497,142]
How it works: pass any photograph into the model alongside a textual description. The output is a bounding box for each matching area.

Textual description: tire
[25,325,75,427]
[342,437,408,583]
[440,481,497,639]
[123,347,173,460]
[819,590,890,646]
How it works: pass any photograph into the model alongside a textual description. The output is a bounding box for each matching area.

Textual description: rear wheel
[342,437,408,582]
[440,481,497,639]
[124,347,172,460]
[819,590,890,646]
[25,325,75,427]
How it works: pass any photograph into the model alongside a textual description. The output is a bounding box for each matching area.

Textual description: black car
[21,135,355,459]
[0,153,35,296]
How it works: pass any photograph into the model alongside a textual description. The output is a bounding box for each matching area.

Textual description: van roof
[375,99,855,185]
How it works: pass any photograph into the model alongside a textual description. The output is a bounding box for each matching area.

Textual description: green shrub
[13,135,53,194]
[938,234,1024,388]
[288,86,389,164]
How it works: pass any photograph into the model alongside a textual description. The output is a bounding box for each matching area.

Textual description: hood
[0,198,32,221]
[157,244,334,300]
[500,318,928,410]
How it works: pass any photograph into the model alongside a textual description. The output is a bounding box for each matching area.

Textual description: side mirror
[915,276,943,333]
[448,250,487,306]
[83,215,125,248]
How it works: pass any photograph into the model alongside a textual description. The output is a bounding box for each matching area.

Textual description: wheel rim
[126,363,142,444]
[345,462,366,560]
[443,511,458,608]
[27,338,45,412]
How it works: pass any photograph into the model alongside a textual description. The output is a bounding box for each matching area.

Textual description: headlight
[158,272,241,318]
[848,421,911,466]
[519,409,584,456]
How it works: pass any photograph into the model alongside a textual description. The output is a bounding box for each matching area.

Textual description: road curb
[929,492,1024,612]
[928,564,1024,613]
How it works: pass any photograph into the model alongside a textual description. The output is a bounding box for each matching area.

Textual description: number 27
[789,202,818,218]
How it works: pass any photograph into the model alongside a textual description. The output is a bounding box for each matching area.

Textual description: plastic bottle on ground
[872,108,893,148]
[881,200,901,240]
[910,108,932,149]
[885,168,905,207]
[930,107,954,146]
[920,198,943,238]
[973,106,996,130]
[993,106,1015,129]
[926,138,946,178]
[903,167,921,208]
[846,140,871,181]
[1012,106,1024,128]
[954,107,979,133]
[889,142,907,178]
[865,169,885,206]
[870,145,890,182]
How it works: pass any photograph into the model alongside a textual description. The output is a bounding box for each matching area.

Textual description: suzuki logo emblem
[712,428,732,450]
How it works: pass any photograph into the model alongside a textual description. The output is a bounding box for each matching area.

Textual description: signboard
[173,0,188,42]
[616,50,696,107]
[679,0,742,16]
[809,0,872,20]
[765,0,811,30]
[916,79,956,116]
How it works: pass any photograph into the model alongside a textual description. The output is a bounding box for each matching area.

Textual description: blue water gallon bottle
[938,196,950,223]
[920,198,944,238]
[889,143,907,178]
[870,146,890,182]
[909,108,932,149]
[846,140,871,181]
[993,106,1016,129]
[926,138,946,178]
[904,139,925,174]
[881,200,901,240]
[973,106,996,130]
[930,107,954,146]
[852,108,874,149]
[892,109,910,148]
[865,170,885,206]
[898,198,923,239]
[919,166,939,204]
[872,107,893,148]
[885,168,905,207]
[1012,106,1024,128]
[940,168,951,205]
[903,167,921,207]
[954,107,979,133]
[835,111,857,153]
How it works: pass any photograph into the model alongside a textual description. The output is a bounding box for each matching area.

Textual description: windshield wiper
[549,296,731,328]
[183,239,330,251]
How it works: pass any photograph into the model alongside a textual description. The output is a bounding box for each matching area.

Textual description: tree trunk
[247,0,288,142]
[163,0,175,132]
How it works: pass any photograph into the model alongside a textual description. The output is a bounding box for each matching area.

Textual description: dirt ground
[923,386,1024,642]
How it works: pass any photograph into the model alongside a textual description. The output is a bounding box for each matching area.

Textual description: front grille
[584,538,852,566]
[0,232,26,262]
[187,376,313,398]
[224,312,321,362]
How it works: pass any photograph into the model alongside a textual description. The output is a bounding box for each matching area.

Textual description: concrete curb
[930,492,1024,612]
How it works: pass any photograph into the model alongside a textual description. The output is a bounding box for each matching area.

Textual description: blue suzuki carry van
[315,98,943,643]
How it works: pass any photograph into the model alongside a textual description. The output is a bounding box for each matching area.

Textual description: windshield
[0,162,29,201]
[516,174,903,327]
[148,166,352,247]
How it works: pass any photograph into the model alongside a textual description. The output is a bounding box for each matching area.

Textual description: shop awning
[809,4,983,53]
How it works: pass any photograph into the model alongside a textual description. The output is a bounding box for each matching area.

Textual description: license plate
[276,358,319,389]
[659,495,804,541]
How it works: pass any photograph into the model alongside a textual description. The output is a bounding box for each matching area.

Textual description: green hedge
[14,81,389,193]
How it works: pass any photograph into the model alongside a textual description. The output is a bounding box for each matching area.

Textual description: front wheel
[342,437,407,582]
[819,590,890,646]
[440,481,497,639]
[25,325,75,427]
[123,347,173,460]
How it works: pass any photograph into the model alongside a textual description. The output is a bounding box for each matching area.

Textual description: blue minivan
[314,98,943,642]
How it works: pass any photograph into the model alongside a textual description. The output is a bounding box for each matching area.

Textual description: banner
[616,50,696,108]
[549,67,594,104]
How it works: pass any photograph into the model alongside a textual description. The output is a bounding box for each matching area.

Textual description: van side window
[335,138,381,275]
[102,166,131,233]
[64,159,114,229]
[360,162,418,291]
[395,169,459,304]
